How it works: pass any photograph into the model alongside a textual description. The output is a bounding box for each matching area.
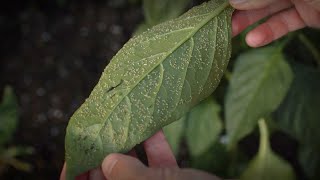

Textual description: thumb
[102,153,221,180]
[102,153,149,180]
[229,0,278,10]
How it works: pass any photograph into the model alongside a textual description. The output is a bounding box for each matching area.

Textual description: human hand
[230,0,320,47]
[60,131,220,180]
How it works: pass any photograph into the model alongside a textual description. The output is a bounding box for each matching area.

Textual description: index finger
[143,130,178,168]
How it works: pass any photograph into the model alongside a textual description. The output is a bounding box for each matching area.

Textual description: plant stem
[0,156,32,172]
[258,119,270,157]
[298,33,320,67]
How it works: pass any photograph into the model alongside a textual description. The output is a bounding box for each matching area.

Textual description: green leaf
[65,1,233,178]
[299,145,320,180]
[225,46,293,146]
[275,63,320,148]
[0,86,18,146]
[143,0,190,25]
[241,120,296,180]
[274,64,320,179]
[186,98,222,157]
[134,0,190,36]
[134,22,150,36]
[163,116,185,156]
[190,142,229,177]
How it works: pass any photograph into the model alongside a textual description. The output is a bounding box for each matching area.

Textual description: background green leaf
[0,86,18,146]
[241,120,296,180]
[135,0,190,35]
[274,63,320,179]
[143,0,190,25]
[190,141,229,177]
[298,145,320,180]
[275,63,320,148]
[225,46,293,146]
[186,98,222,157]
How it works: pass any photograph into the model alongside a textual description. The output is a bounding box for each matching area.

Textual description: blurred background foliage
[0,0,319,179]
[0,87,34,175]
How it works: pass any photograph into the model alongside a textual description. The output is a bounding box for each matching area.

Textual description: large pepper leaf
[186,97,222,157]
[0,86,18,146]
[241,120,296,180]
[65,0,233,179]
[225,47,293,146]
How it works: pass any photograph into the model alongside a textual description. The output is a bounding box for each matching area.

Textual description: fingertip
[229,0,278,10]
[102,153,121,179]
[229,0,248,10]
[246,30,267,47]
[102,153,147,180]
[229,0,258,10]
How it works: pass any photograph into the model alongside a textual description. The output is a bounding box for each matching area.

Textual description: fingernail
[229,0,247,5]
[102,155,119,178]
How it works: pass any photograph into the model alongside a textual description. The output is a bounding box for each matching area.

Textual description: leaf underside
[65,0,233,179]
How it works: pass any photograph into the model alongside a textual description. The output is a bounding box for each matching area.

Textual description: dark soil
[1,1,142,179]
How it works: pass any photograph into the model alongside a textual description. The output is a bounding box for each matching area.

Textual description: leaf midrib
[98,1,230,145]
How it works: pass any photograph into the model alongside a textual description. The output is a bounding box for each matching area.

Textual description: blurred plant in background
[0,86,34,175]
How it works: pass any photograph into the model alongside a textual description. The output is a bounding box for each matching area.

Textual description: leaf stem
[258,119,270,157]
[298,33,320,67]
